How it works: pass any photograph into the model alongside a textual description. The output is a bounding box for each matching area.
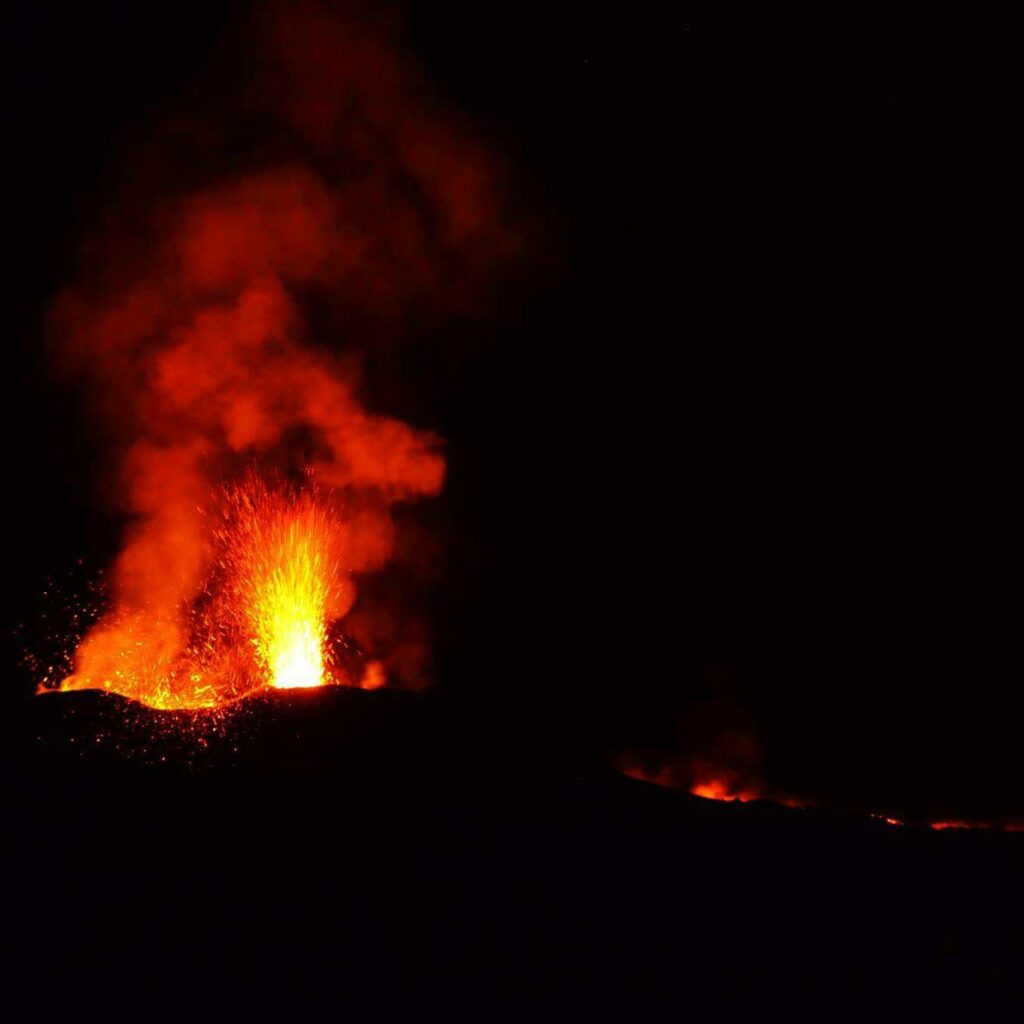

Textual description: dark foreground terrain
[4,689,1022,1016]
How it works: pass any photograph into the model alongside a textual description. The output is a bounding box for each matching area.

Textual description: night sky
[3,1,1023,1012]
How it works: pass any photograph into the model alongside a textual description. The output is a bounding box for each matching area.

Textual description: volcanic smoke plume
[40,1,522,710]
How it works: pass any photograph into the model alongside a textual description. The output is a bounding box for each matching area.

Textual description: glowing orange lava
[222,481,347,693]
[48,478,359,711]
[929,820,986,832]
[690,778,760,803]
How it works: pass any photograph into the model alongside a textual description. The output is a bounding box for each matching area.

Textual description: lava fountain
[224,480,344,693]
[52,477,364,710]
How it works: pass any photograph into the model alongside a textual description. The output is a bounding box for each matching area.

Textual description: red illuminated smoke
[44,1,524,709]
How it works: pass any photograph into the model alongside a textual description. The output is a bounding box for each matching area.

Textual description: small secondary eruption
[616,679,807,806]
[37,2,524,714]
[617,753,804,809]
[619,751,1023,832]
[618,754,1024,831]
[616,674,1020,830]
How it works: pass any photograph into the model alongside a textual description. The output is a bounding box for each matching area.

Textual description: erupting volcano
[35,1,522,714]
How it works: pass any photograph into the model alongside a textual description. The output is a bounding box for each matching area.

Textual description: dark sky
[628,3,1023,816]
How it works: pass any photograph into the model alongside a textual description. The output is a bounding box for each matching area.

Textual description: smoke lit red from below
[36,2,523,713]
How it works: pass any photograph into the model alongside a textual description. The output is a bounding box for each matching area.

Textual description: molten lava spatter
[50,479,360,711]
[221,481,348,693]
